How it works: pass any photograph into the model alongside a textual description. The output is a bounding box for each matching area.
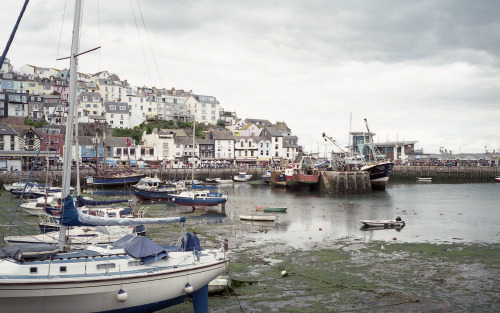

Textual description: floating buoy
[393,237,397,241]
[184,283,193,294]
[83,189,87,194]
[319,228,322,231]
[117,289,128,302]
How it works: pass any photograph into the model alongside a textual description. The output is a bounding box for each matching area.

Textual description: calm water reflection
[218,183,500,247]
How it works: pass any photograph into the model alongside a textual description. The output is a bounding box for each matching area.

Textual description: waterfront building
[283,135,299,161]
[210,131,235,161]
[198,138,215,162]
[260,127,286,162]
[141,128,176,162]
[256,136,272,164]
[234,136,258,165]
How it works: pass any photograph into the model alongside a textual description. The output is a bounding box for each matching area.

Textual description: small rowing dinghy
[360,216,405,228]
[255,207,287,213]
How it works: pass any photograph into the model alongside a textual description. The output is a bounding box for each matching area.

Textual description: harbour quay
[0,165,497,193]
[391,165,499,183]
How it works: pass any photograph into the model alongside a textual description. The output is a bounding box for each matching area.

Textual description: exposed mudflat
[156,218,500,313]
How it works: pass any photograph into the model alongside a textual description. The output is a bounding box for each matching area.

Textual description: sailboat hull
[89,174,146,187]
[0,257,227,313]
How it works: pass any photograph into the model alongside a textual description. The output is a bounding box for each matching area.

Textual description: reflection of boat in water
[240,215,276,222]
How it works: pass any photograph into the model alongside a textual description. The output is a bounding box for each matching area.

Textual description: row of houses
[0,59,225,128]
[0,120,299,171]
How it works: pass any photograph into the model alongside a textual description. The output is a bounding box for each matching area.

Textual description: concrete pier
[320,171,372,194]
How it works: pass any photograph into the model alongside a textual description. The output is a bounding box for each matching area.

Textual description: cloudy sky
[1,0,499,154]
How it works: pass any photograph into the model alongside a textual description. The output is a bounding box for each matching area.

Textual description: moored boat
[360,217,405,228]
[233,172,252,182]
[0,3,229,311]
[256,207,287,213]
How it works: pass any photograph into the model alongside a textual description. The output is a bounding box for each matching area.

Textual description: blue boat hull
[91,174,146,186]
[132,187,173,200]
[170,196,227,207]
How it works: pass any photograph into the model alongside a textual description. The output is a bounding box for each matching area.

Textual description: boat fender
[395,216,402,222]
[117,289,128,302]
[184,283,194,294]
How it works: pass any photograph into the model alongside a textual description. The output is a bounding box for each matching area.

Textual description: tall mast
[191,119,195,182]
[59,0,82,251]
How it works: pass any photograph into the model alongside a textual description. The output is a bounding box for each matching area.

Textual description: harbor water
[219,182,500,246]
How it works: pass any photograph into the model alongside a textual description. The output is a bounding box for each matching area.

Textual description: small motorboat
[239,215,276,222]
[495,176,500,183]
[360,216,405,228]
[233,172,252,182]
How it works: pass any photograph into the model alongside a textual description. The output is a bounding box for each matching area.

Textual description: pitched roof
[0,125,18,135]
[211,131,235,141]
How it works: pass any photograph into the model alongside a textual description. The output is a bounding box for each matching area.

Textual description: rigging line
[55,0,68,68]
[129,0,152,86]
[97,0,102,71]
[136,0,163,87]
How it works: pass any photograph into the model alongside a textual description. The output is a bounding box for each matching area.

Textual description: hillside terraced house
[105,102,130,128]
[185,94,222,125]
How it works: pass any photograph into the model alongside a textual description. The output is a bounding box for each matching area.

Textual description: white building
[211,131,234,160]
[104,102,130,129]
[185,94,222,125]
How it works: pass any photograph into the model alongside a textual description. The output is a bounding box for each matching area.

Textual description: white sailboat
[0,2,228,312]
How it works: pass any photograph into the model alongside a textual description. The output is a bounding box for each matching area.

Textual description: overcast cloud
[1,0,499,154]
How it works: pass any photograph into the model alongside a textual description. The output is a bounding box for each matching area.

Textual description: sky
[1,0,499,155]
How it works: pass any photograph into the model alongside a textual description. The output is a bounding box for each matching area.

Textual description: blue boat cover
[0,244,58,261]
[192,182,219,190]
[76,195,129,208]
[112,234,168,263]
[181,232,202,251]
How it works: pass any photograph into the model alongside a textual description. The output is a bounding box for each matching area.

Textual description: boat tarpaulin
[61,196,186,226]
[76,195,129,208]
[112,234,168,263]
